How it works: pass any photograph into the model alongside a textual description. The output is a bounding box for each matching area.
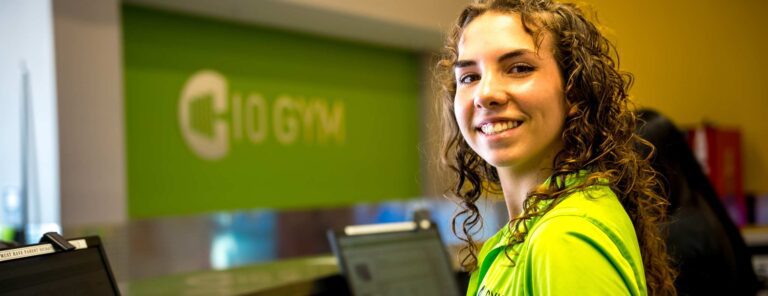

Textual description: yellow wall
[580,0,768,193]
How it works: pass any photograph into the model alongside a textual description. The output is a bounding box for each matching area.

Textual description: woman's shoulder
[522,208,647,296]
[527,185,643,265]
[530,183,638,250]
[551,182,624,218]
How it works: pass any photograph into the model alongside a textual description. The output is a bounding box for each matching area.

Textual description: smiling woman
[436,1,677,295]
[453,12,567,196]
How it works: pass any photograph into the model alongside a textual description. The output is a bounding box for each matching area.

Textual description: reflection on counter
[122,255,340,296]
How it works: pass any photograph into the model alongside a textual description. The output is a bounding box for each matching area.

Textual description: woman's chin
[481,154,520,168]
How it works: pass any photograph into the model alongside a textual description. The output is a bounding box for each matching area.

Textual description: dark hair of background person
[434,0,676,294]
[637,109,760,296]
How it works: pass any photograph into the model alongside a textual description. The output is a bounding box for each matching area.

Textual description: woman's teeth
[480,121,520,135]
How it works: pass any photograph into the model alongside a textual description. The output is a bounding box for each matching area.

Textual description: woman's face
[453,12,568,171]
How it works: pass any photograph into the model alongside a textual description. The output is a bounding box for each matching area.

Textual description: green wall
[123,5,421,218]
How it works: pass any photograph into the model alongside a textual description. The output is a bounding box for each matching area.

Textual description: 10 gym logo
[178,70,345,160]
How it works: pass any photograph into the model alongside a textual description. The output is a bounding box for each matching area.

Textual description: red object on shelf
[686,126,745,226]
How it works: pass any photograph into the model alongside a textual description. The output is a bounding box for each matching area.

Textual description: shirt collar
[489,170,591,251]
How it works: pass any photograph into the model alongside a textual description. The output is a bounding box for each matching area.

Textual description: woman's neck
[497,168,550,218]
[496,148,560,219]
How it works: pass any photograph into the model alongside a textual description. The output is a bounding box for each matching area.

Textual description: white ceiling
[123,0,468,50]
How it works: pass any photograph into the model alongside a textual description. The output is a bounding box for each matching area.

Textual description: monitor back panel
[0,237,119,296]
[332,227,459,296]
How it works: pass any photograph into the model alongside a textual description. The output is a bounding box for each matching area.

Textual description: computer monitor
[0,236,120,295]
[328,221,459,296]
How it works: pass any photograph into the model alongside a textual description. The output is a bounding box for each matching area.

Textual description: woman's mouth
[478,120,523,135]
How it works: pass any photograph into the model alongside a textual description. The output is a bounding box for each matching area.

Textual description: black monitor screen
[0,242,118,295]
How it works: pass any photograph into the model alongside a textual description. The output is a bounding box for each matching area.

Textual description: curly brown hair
[436,0,677,295]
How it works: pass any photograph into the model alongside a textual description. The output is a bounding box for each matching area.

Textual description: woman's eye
[508,64,535,74]
[458,74,480,84]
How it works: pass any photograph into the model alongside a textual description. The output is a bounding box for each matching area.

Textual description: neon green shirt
[466,176,647,296]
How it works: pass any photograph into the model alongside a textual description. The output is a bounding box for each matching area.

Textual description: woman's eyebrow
[454,49,533,70]
[454,59,476,69]
[497,49,531,63]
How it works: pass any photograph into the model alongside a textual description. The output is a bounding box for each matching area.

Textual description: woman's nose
[474,73,508,109]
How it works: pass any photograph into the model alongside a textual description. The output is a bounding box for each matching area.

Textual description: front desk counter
[60,201,496,295]
[121,255,470,295]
